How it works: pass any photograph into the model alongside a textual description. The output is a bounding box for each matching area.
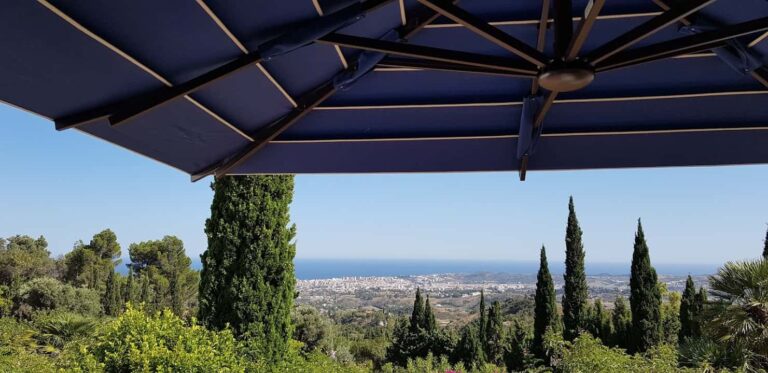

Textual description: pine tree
[198,175,296,361]
[629,220,662,353]
[478,289,487,339]
[411,288,425,331]
[679,275,697,341]
[612,296,632,349]
[533,246,559,358]
[424,295,436,333]
[485,300,505,365]
[563,196,588,340]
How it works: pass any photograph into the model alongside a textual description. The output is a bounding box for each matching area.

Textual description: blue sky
[1,104,766,265]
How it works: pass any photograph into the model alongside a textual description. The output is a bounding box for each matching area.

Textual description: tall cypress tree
[563,196,588,340]
[533,246,559,358]
[455,323,485,370]
[485,300,505,365]
[102,269,121,316]
[123,267,134,304]
[411,288,425,331]
[198,175,296,361]
[693,287,707,338]
[478,289,487,340]
[612,296,632,349]
[629,220,662,353]
[139,272,152,307]
[763,226,768,259]
[424,295,436,333]
[679,275,697,341]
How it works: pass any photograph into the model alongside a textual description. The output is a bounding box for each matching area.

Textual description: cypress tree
[763,226,768,259]
[198,175,296,361]
[102,270,121,316]
[485,300,505,365]
[629,219,662,353]
[411,288,425,331]
[679,275,697,341]
[455,323,485,370]
[140,272,152,306]
[478,289,487,339]
[563,196,588,340]
[693,287,707,337]
[505,320,529,372]
[424,295,436,332]
[533,246,559,358]
[124,267,134,304]
[612,296,632,349]
[590,299,612,343]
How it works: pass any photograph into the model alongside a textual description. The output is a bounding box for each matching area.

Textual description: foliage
[677,336,745,370]
[386,289,444,366]
[32,311,98,354]
[453,322,485,370]
[0,235,54,286]
[707,258,768,370]
[128,236,198,316]
[62,230,121,290]
[381,353,505,373]
[62,304,246,372]
[679,275,699,341]
[585,299,612,344]
[763,226,768,259]
[505,319,534,371]
[659,284,681,345]
[292,305,332,353]
[550,333,694,373]
[102,270,122,316]
[533,246,559,358]
[0,317,57,372]
[254,340,370,373]
[484,300,505,365]
[629,220,661,353]
[199,175,296,361]
[13,277,101,318]
[0,317,37,354]
[424,296,437,333]
[611,296,632,349]
[563,197,588,341]
[411,288,425,332]
[478,289,486,339]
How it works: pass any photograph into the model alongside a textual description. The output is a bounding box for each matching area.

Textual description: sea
[169,258,718,280]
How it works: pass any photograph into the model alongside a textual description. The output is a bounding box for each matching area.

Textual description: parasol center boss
[537,60,595,92]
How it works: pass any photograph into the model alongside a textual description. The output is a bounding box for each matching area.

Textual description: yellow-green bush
[60,304,246,372]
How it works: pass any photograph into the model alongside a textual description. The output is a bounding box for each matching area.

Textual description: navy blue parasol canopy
[2,0,768,181]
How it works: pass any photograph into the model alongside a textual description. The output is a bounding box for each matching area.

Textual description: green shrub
[0,352,56,372]
[254,340,370,373]
[0,317,56,372]
[13,277,101,318]
[0,317,37,355]
[550,333,697,373]
[32,311,99,354]
[60,304,246,372]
